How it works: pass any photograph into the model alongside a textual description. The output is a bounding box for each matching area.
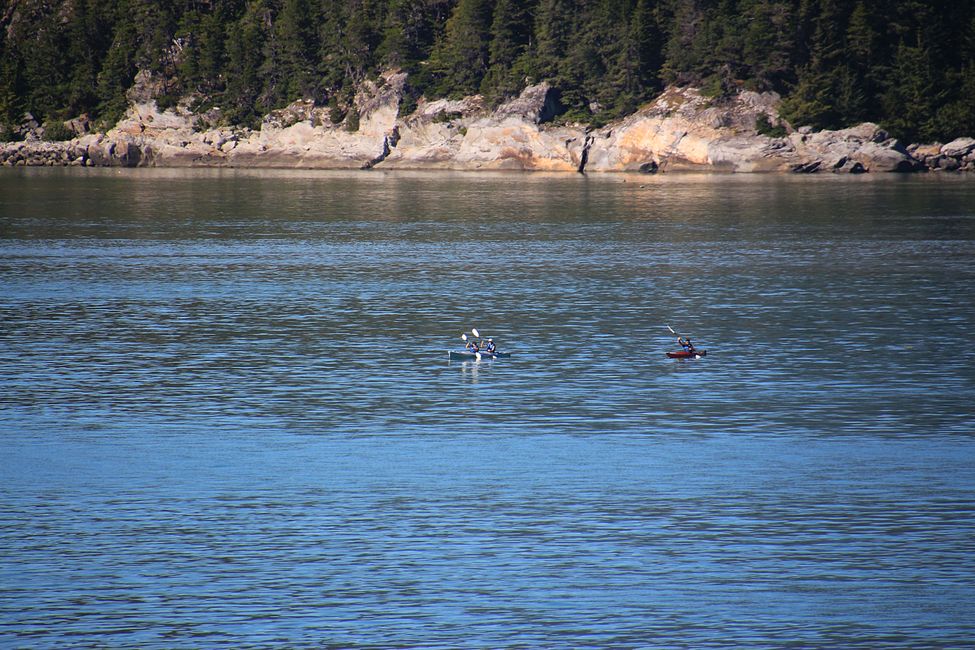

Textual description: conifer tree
[275,0,319,101]
[0,44,24,132]
[532,0,575,82]
[630,0,663,94]
[0,0,970,140]
[429,0,494,97]
[480,0,535,104]
[880,42,940,142]
[223,5,266,126]
[96,6,139,125]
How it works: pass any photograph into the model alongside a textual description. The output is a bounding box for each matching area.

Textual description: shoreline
[4,85,974,175]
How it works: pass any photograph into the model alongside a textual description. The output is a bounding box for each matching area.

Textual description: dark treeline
[2,0,974,142]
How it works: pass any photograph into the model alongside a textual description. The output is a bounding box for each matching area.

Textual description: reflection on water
[1,169,974,647]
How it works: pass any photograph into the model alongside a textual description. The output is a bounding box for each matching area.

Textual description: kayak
[448,350,512,361]
[666,349,707,359]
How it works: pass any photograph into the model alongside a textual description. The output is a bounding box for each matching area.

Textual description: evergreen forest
[2,0,974,144]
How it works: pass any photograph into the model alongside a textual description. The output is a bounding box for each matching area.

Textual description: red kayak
[666,349,707,358]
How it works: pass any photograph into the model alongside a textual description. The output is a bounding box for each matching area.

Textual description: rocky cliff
[3,73,973,173]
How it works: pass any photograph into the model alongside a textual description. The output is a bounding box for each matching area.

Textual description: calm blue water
[2,169,974,647]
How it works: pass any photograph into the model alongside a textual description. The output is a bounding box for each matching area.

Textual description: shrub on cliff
[42,121,75,142]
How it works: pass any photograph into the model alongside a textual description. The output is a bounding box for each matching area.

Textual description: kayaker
[485,338,496,353]
[678,337,695,353]
[467,339,480,353]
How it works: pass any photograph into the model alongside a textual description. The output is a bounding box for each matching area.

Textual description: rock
[851,141,920,172]
[942,137,975,158]
[126,70,168,104]
[85,141,114,166]
[913,143,942,158]
[3,76,970,172]
[792,160,822,173]
[940,157,961,171]
[881,137,908,154]
[495,83,561,124]
[262,99,317,130]
[65,114,92,136]
[113,139,142,166]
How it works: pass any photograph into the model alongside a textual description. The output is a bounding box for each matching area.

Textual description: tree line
[2,0,973,143]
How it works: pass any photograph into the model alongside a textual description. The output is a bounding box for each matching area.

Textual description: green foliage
[879,43,942,143]
[756,114,787,138]
[0,125,22,143]
[1,0,973,141]
[432,110,462,123]
[42,120,75,142]
[428,0,494,97]
[346,107,361,132]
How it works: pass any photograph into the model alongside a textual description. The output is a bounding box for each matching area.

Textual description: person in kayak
[466,338,480,353]
[485,338,497,354]
[678,337,695,353]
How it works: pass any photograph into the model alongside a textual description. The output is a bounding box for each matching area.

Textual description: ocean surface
[2,168,974,647]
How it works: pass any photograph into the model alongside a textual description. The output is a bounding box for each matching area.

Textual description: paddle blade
[667,325,677,335]
[461,333,468,341]
[472,328,480,338]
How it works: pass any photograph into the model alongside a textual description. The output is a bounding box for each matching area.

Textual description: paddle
[471,328,484,360]
[668,324,702,357]
[461,331,483,359]
[459,327,496,361]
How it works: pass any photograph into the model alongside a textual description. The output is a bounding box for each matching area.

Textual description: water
[2,168,974,647]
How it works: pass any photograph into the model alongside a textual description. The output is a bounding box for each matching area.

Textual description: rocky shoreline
[3,76,974,174]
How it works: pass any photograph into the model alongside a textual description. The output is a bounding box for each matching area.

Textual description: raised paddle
[461,332,482,358]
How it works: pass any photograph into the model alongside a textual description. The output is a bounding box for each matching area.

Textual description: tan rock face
[0,77,945,172]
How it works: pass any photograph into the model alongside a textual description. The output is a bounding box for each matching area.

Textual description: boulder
[113,138,143,166]
[940,157,961,171]
[85,140,114,166]
[851,141,920,172]
[262,99,318,130]
[495,83,562,124]
[942,137,975,158]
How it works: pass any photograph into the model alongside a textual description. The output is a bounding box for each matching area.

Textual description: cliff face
[3,75,973,173]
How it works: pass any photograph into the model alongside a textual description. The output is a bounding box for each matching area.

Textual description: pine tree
[20,5,70,120]
[659,0,706,86]
[96,4,139,125]
[223,5,265,126]
[532,0,575,82]
[880,42,941,142]
[740,0,794,92]
[275,0,319,101]
[630,0,663,94]
[480,0,535,104]
[429,0,494,97]
[0,44,24,132]
[65,0,113,116]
